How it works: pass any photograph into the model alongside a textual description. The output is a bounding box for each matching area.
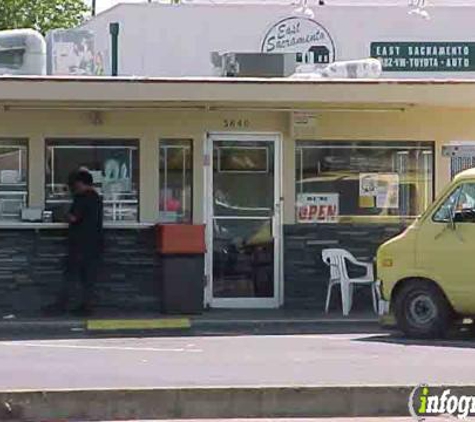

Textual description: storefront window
[295,141,434,224]
[45,139,139,222]
[0,140,27,221]
[158,139,192,223]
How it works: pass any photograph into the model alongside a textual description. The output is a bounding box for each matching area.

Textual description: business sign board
[371,42,475,72]
[297,193,339,223]
[261,17,335,65]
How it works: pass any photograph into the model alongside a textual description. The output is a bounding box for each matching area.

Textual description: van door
[417,182,475,313]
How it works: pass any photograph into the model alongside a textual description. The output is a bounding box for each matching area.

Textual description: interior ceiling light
[408,0,430,20]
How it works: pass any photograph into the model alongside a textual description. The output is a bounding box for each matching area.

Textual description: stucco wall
[83,3,475,78]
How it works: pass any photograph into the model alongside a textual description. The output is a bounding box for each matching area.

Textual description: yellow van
[377,167,475,338]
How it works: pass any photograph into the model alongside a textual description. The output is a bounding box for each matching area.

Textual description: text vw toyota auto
[378,168,475,338]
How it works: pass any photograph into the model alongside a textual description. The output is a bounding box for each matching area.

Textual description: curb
[0,385,417,420]
[0,317,386,337]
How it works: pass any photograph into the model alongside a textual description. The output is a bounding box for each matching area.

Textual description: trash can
[156,224,205,314]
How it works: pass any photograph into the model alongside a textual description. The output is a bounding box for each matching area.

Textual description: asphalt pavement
[1,332,475,390]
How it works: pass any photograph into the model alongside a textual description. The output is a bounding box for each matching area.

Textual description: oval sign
[261,17,336,66]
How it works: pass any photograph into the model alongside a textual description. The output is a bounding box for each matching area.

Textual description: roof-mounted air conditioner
[211,52,297,77]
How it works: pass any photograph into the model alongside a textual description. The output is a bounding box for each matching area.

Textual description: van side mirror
[453,208,475,225]
[453,211,463,224]
[447,217,456,230]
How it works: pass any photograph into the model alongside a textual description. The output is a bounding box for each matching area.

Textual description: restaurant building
[0,76,472,316]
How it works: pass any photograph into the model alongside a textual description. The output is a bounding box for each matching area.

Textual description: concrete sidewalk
[0,309,385,339]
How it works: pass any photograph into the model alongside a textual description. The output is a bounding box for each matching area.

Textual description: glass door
[205,133,281,308]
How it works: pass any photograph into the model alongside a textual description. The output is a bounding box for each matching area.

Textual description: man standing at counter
[65,169,103,316]
[47,169,103,316]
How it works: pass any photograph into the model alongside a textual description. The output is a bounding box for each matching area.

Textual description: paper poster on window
[297,193,339,224]
[359,173,379,197]
[376,173,399,209]
[359,172,399,209]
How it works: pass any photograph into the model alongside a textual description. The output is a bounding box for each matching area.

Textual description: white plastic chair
[321,248,378,316]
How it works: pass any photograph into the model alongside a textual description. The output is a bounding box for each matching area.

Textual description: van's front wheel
[394,281,451,339]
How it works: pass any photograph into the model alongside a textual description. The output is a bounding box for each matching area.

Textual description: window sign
[359,173,399,209]
[297,193,339,224]
[359,173,379,197]
[371,42,475,72]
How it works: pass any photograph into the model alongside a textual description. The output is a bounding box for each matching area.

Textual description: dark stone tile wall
[0,224,410,316]
[283,223,408,310]
[0,228,161,317]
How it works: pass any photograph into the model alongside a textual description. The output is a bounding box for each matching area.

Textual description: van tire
[394,280,451,339]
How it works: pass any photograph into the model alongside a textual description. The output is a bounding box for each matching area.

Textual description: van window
[433,183,475,223]
[458,184,475,211]
[433,186,462,222]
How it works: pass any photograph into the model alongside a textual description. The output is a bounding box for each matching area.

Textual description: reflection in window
[213,141,274,217]
[218,147,269,172]
[158,139,192,223]
[45,139,139,222]
[295,141,434,224]
[0,140,27,221]
[213,219,274,298]
[433,186,461,223]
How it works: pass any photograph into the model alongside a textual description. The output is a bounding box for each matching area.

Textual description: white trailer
[0,29,46,75]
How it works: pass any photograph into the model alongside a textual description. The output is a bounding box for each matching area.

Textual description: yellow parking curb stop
[86,318,191,331]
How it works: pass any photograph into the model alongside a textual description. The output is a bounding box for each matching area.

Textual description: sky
[88,0,475,15]
[88,0,143,14]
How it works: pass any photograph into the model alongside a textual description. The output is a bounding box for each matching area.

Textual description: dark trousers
[58,254,99,310]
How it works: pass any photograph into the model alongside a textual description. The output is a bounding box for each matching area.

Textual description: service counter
[0,222,152,230]
[0,223,161,317]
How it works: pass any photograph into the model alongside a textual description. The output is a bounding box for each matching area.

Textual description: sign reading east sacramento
[371,42,475,72]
